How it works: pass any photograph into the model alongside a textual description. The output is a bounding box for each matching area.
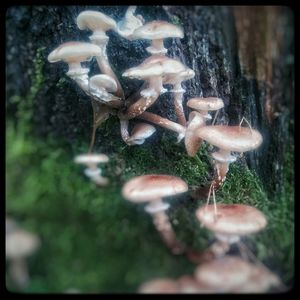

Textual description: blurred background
[6,6,294,293]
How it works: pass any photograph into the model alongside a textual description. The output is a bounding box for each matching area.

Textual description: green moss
[6,89,294,292]
[170,15,183,27]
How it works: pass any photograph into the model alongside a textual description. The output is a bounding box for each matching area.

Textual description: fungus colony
[47,6,283,293]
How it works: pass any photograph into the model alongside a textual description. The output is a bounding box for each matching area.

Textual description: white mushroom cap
[74,153,109,164]
[139,278,179,293]
[122,55,186,80]
[48,42,101,64]
[196,204,267,236]
[164,67,195,87]
[126,123,156,145]
[132,20,184,40]
[177,276,215,293]
[194,256,257,291]
[195,125,263,153]
[77,10,117,39]
[122,174,188,203]
[89,74,118,93]
[187,97,224,112]
[6,229,40,260]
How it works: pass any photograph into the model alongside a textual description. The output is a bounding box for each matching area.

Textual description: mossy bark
[6,6,294,196]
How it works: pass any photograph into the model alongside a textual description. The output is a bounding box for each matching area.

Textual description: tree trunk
[6,6,294,196]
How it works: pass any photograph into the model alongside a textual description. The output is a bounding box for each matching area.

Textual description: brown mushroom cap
[126,123,156,145]
[6,229,40,259]
[194,256,256,291]
[132,20,184,40]
[77,10,117,33]
[90,74,118,93]
[187,97,224,112]
[74,153,109,164]
[139,278,179,293]
[122,55,186,80]
[48,42,101,64]
[196,204,267,236]
[195,125,263,152]
[122,174,188,203]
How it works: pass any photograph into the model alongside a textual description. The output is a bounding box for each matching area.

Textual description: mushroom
[139,278,179,293]
[122,174,188,254]
[126,123,156,145]
[177,275,215,293]
[195,204,267,257]
[122,55,189,120]
[116,6,145,39]
[76,10,124,98]
[184,98,224,157]
[6,228,40,289]
[195,125,263,189]
[164,68,195,127]
[194,256,281,293]
[48,41,101,91]
[131,20,184,55]
[137,111,186,143]
[74,153,109,186]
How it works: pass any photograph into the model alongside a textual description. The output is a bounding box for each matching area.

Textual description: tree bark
[6,6,294,196]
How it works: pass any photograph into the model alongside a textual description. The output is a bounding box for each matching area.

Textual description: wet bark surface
[6,6,294,196]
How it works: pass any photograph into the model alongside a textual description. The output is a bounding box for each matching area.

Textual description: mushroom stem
[151,210,185,255]
[92,41,125,99]
[211,149,234,190]
[173,90,187,126]
[9,258,30,289]
[67,67,90,91]
[137,111,186,138]
[120,119,130,143]
[149,39,167,54]
[88,100,111,153]
[122,92,159,119]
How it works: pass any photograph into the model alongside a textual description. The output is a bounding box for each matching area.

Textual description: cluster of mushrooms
[47,7,284,293]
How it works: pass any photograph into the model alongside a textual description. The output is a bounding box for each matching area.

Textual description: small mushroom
[177,275,215,293]
[194,255,281,293]
[76,10,124,98]
[196,204,267,254]
[48,41,101,91]
[195,125,263,189]
[131,20,184,55]
[122,55,189,120]
[6,228,40,289]
[74,153,109,186]
[137,111,186,143]
[116,6,144,39]
[122,174,188,254]
[164,68,195,127]
[139,278,179,293]
[126,123,156,145]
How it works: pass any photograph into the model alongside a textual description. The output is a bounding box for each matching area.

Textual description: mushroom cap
[195,125,263,152]
[122,174,188,203]
[139,278,179,293]
[196,204,267,236]
[90,74,118,93]
[194,256,256,291]
[132,20,184,40]
[48,42,101,63]
[187,97,224,112]
[177,276,215,293]
[6,229,40,259]
[126,123,156,145]
[77,10,117,32]
[122,55,186,80]
[74,153,109,164]
[163,67,195,85]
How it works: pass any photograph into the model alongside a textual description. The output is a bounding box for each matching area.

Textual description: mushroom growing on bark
[122,174,188,254]
[74,153,109,186]
[6,228,40,289]
[139,278,179,293]
[76,10,124,98]
[131,20,184,55]
[125,122,156,145]
[195,125,263,189]
[184,97,224,157]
